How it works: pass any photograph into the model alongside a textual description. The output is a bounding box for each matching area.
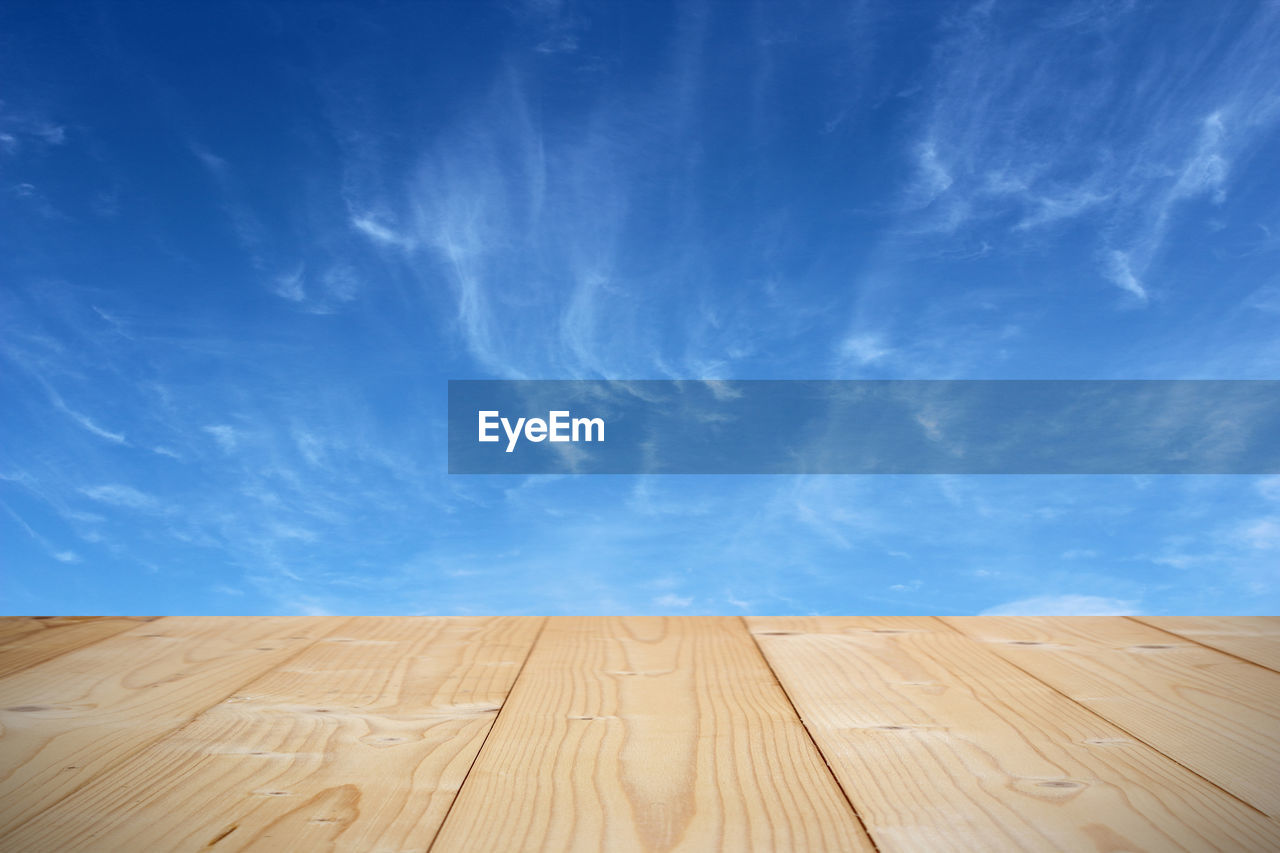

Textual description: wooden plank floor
[0,616,1276,852]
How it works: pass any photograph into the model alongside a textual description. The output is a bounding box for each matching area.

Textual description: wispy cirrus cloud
[4,2,1277,617]
[202,424,240,454]
[339,9,734,381]
[0,105,67,154]
[79,483,161,512]
[46,383,127,444]
[900,2,1280,301]
[349,214,415,250]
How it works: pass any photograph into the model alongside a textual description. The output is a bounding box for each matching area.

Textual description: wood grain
[749,616,1280,852]
[1,616,542,853]
[1132,616,1280,672]
[0,616,156,678]
[0,616,343,839]
[2,615,1276,851]
[0,617,59,644]
[943,616,1280,817]
[430,616,873,853]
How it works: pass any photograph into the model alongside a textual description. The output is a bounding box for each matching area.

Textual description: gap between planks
[2,617,542,852]
[1126,615,1280,673]
[425,616,548,850]
[940,616,1280,819]
[749,616,1280,852]
[428,616,875,852]
[933,617,1274,820]
[4,617,1278,853]
[739,615,882,853]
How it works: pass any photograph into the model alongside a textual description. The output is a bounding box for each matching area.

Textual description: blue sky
[2,1,1278,616]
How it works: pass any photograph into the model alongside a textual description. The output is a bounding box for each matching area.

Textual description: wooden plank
[430,616,873,853]
[0,616,156,677]
[1,616,542,853]
[0,618,55,644]
[0,616,344,839]
[748,616,1280,852]
[943,616,1280,817]
[1132,616,1280,672]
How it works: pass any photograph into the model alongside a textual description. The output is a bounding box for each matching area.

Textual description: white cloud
[838,332,892,366]
[1237,518,1280,550]
[0,110,66,152]
[45,384,126,444]
[900,4,1280,303]
[981,595,1139,616]
[203,424,239,454]
[654,593,693,608]
[273,267,306,302]
[288,597,333,616]
[189,143,228,177]
[910,141,954,207]
[293,428,326,466]
[1172,112,1229,203]
[79,484,159,512]
[1104,250,1148,302]
[1246,285,1280,314]
[1256,477,1280,502]
[351,215,415,249]
[269,522,318,542]
[322,265,360,302]
[1014,189,1110,231]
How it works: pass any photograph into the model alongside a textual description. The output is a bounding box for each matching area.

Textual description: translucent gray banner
[447,380,1280,474]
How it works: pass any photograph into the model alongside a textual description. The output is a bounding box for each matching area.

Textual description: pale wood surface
[0,616,345,838]
[943,616,1280,818]
[430,616,874,852]
[1133,616,1280,672]
[0,616,156,678]
[747,616,1280,852]
[1,615,1277,851]
[2,617,541,853]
